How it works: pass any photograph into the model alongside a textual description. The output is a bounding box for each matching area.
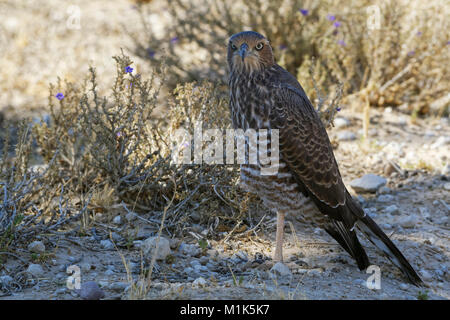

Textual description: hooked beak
[239,43,249,62]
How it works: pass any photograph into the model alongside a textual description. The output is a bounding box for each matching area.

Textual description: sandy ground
[1,108,449,300]
[0,0,449,300]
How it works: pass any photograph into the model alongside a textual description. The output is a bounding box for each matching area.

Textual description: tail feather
[326,220,370,271]
[357,215,423,286]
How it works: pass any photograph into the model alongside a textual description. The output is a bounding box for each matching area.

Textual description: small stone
[105,269,115,276]
[419,270,433,282]
[334,117,350,128]
[398,216,418,229]
[79,262,91,272]
[78,281,105,300]
[430,136,450,149]
[192,277,207,287]
[443,183,450,191]
[55,287,67,295]
[378,186,391,194]
[179,242,201,257]
[109,282,128,292]
[100,240,114,250]
[384,205,399,215]
[28,241,46,254]
[125,212,137,222]
[142,236,172,260]
[377,194,394,203]
[26,264,44,277]
[184,267,194,274]
[112,215,122,225]
[270,262,292,277]
[0,275,13,286]
[399,283,409,290]
[350,174,387,193]
[337,131,357,141]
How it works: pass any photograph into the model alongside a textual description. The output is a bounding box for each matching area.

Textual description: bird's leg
[274,211,285,262]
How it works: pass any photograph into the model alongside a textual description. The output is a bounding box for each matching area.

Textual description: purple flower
[447,40,450,45]
[170,37,179,44]
[147,48,156,58]
[337,39,346,46]
[416,31,422,36]
[336,107,342,112]
[333,21,342,28]
[55,92,64,100]
[279,44,287,50]
[125,66,133,73]
[332,30,339,36]
[116,131,123,138]
[407,50,415,56]
[299,9,309,16]
[327,14,336,21]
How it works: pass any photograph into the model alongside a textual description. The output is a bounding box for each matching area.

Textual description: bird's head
[227,31,274,74]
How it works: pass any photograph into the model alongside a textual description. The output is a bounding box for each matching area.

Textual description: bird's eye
[231,43,237,50]
[255,43,264,51]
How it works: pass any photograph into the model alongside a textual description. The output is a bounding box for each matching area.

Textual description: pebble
[178,242,201,257]
[112,215,122,225]
[384,205,399,215]
[398,216,418,229]
[443,183,450,191]
[430,136,450,149]
[100,240,114,250]
[377,194,394,203]
[142,236,172,260]
[192,277,207,287]
[399,283,409,290]
[337,131,357,141]
[334,117,350,128]
[125,212,137,222]
[77,281,105,300]
[270,262,292,277]
[0,275,13,286]
[419,269,433,282]
[109,282,128,292]
[26,264,44,277]
[184,267,194,274]
[378,186,391,194]
[350,174,387,193]
[28,241,46,254]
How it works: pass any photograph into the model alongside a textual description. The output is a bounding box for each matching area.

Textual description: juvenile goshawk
[227,31,422,285]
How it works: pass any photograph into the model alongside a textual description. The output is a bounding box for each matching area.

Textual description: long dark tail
[356,215,423,286]
[325,220,370,271]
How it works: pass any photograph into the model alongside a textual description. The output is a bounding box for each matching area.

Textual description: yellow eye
[255,43,264,50]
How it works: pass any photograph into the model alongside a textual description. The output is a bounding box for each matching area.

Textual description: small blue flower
[337,39,346,46]
[333,21,342,28]
[416,31,422,36]
[327,14,336,21]
[447,40,450,45]
[299,9,309,16]
[407,50,415,56]
[336,107,342,112]
[147,48,156,58]
[125,66,133,73]
[55,92,64,100]
[170,37,179,44]
[279,44,287,50]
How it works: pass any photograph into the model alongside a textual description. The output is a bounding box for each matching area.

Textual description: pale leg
[274,211,285,262]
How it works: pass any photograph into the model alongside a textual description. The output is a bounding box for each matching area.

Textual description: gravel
[350,174,387,193]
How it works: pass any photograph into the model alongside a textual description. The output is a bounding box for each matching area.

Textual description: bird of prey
[227,31,422,286]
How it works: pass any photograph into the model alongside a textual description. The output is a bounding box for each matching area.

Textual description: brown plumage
[227,31,423,286]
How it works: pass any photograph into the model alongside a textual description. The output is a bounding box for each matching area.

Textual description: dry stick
[144,176,177,295]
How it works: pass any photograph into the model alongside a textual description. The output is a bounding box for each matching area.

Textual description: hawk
[227,31,422,285]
